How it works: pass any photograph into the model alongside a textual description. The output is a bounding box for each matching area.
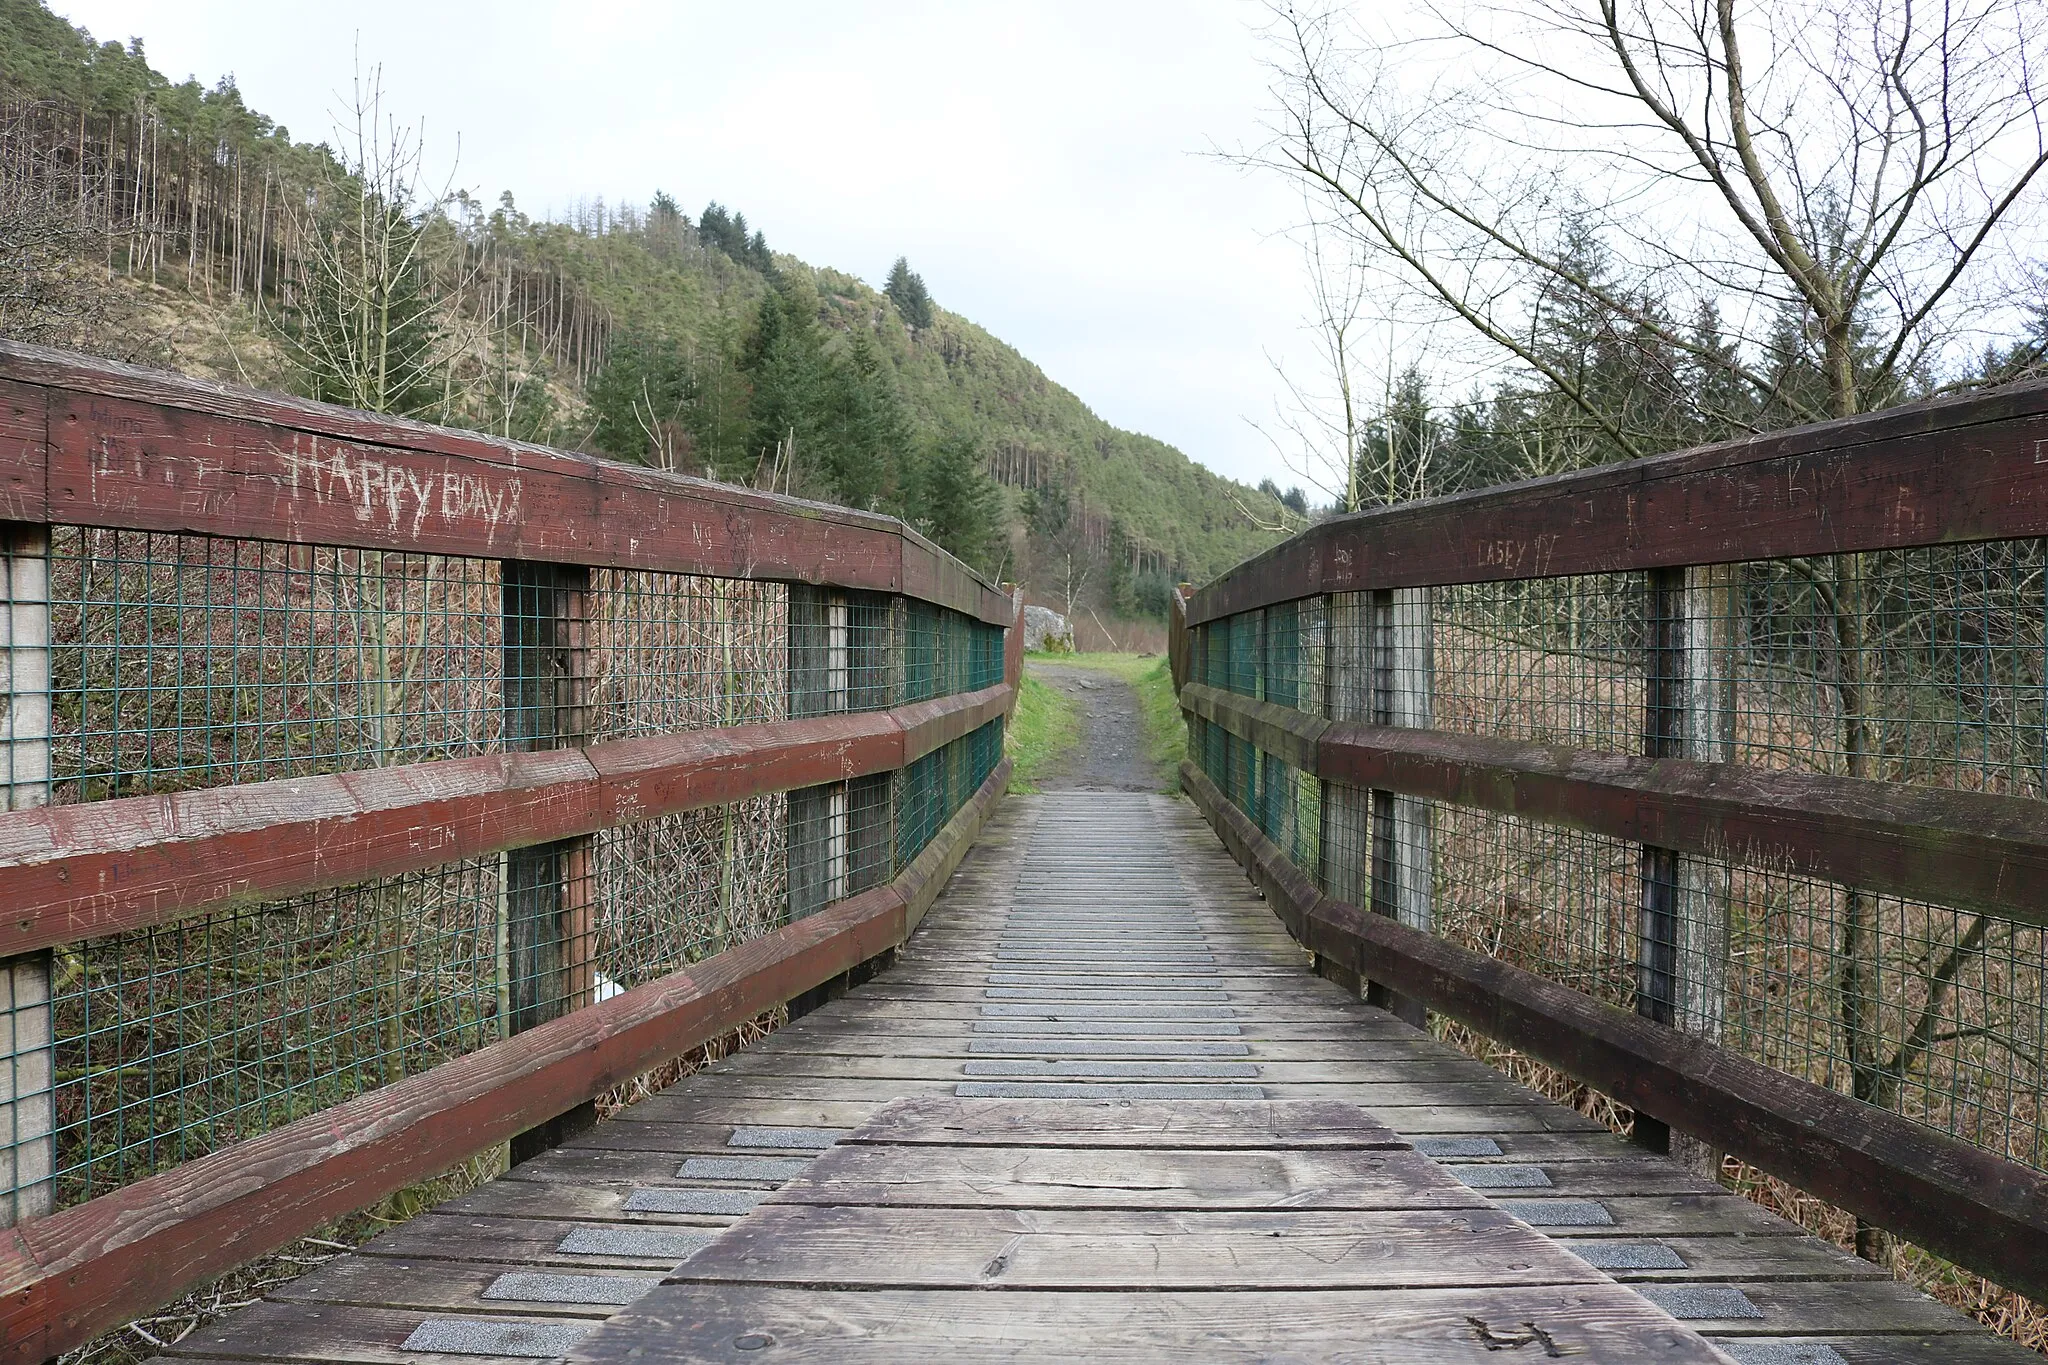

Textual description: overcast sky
[53,0,1326,492]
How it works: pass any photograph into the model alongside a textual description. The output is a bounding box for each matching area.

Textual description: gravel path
[1026,661,1160,792]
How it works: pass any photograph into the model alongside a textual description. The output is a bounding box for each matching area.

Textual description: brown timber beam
[1180,757,2048,1307]
[0,342,1012,624]
[1182,682,2048,929]
[0,756,1010,1365]
[1188,375,2048,624]
[0,683,1013,956]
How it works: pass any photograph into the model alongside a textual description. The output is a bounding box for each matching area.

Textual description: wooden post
[1388,588,1436,935]
[1321,593,1372,912]
[1636,565,1733,1162]
[1635,568,1685,1153]
[846,596,902,891]
[1671,565,1736,1174]
[1168,584,1192,697]
[1,524,52,1226]
[888,596,913,880]
[1366,588,1433,1028]
[788,586,851,920]
[501,560,592,1164]
[1239,608,1265,817]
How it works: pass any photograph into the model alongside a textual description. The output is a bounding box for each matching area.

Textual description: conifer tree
[646,191,684,262]
[912,431,1001,572]
[885,256,934,329]
[587,333,696,471]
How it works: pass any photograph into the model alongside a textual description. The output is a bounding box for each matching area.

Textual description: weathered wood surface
[1187,374,2048,623]
[1185,680,2048,927]
[1184,757,2048,1315]
[1,759,1009,1365]
[569,1096,1730,1363]
[150,793,2023,1364]
[0,684,1010,956]
[0,341,1012,624]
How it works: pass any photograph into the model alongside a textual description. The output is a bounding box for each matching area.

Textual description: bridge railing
[1172,379,2048,1302]
[0,342,1020,1360]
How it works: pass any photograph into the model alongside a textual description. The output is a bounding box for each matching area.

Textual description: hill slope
[0,0,1282,598]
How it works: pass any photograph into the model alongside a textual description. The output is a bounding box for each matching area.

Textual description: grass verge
[1004,670,1079,793]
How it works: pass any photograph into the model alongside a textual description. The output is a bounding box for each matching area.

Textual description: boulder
[1023,604,1075,653]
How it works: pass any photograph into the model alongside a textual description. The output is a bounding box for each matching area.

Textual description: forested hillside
[0,0,1282,606]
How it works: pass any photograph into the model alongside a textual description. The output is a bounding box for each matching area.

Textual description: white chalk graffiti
[274,437,523,540]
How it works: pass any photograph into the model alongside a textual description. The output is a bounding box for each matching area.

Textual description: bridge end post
[786,586,853,923]
[1671,565,1736,1175]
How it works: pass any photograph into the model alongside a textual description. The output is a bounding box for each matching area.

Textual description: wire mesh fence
[1435,575,1643,753]
[5,522,1009,1218]
[1190,540,2048,1178]
[587,572,788,737]
[49,858,504,1206]
[897,718,1005,870]
[46,529,505,801]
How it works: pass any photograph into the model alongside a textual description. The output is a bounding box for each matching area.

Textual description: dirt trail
[1027,661,1160,792]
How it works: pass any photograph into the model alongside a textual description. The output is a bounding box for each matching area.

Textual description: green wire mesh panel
[968,617,1005,691]
[1435,574,1644,754]
[903,601,939,703]
[46,529,506,802]
[587,572,789,735]
[895,747,945,867]
[1724,546,2046,793]
[1717,864,2048,1171]
[49,856,503,1206]
[894,717,1005,870]
[902,603,1004,703]
[786,776,891,921]
[786,588,897,719]
[594,796,791,976]
[1428,802,1642,1007]
[1264,599,1300,709]
[1224,609,1260,696]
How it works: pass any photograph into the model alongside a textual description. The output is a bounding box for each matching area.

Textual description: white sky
[52,0,1325,492]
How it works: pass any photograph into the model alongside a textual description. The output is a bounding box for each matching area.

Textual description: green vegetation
[1044,653,1185,792]
[1003,673,1078,794]
[0,0,1286,591]
[884,256,934,331]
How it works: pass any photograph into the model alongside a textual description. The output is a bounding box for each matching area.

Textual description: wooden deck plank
[841,1095,1401,1147]
[660,1201,1607,1290]
[353,1214,723,1270]
[571,1095,1738,1363]
[569,1287,1733,1364]
[271,1257,664,1316]
[765,1143,1492,1210]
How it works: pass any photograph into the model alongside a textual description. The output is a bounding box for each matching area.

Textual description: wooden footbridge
[2,344,2047,1362]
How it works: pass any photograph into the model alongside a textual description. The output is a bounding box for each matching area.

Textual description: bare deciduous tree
[0,105,139,356]
[1253,219,1451,515]
[1262,0,2048,1267]
[1253,223,1375,512]
[283,62,457,419]
[1263,0,2048,439]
